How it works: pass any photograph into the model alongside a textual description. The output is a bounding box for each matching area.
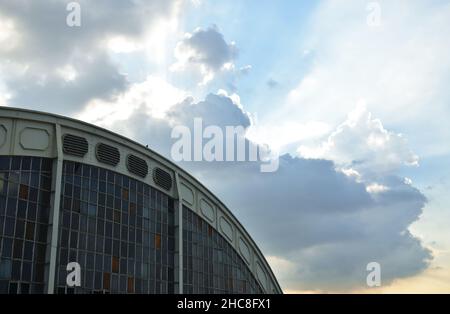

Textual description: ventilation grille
[96,143,120,166]
[126,154,148,178]
[153,167,172,191]
[62,134,88,157]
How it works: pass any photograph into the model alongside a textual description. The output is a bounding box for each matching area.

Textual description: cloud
[0,0,178,65]
[298,104,419,177]
[3,52,128,113]
[263,0,450,158]
[238,65,252,76]
[78,75,188,126]
[82,80,431,291]
[196,155,431,291]
[168,90,252,129]
[0,0,180,114]
[267,78,279,89]
[78,78,254,160]
[171,25,238,85]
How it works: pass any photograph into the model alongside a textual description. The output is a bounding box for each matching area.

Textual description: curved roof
[0,106,282,294]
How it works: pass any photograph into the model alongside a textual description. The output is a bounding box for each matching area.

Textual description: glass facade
[182,206,263,294]
[0,157,266,294]
[0,156,52,294]
[56,161,176,294]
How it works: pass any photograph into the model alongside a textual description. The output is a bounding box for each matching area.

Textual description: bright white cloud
[366,183,389,194]
[107,36,142,54]
[298,104,419,176]
[248,120,330,153]
[56,64,78,82]
[0,14,20,53]
[77,75,188,128]
[266,0,450,158]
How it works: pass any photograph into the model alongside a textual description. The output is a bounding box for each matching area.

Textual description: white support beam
[45,123,63,294]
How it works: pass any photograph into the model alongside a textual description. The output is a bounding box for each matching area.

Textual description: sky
[0,0,450,293]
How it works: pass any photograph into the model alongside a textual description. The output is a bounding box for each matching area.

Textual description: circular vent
[126,154,148,178]
[153,167,172,191]
[95,143,120,166]
[62,134,88,157]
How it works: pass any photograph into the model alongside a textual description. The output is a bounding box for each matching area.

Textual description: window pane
[155,234,161,250]
[103,272,110,290]
[112,256,119,273]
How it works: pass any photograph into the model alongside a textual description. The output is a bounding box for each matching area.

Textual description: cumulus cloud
[168,90,251,129]
[171,25,239,85]
[263,0,450,158]
[199,155,431,291]
[298,104,419,176]
[0,0,180,114]
[85,81,431,291]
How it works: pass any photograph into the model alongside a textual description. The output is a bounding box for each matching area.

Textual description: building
[0,107,282,294]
